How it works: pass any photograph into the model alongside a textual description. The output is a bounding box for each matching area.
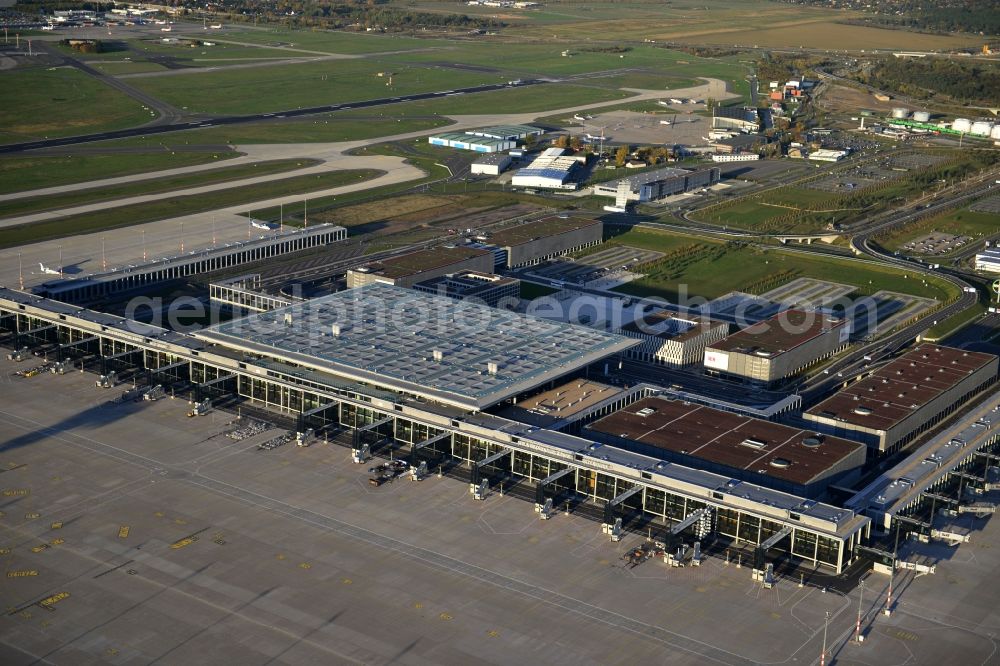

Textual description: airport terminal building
[0,283,872,573]
[804,344,999,454]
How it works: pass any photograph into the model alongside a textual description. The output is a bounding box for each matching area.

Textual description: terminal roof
[353,246,491,280]
[488,216,599,247]
[806,344,999,432]
[586,396,863,486]
[196,283,639,410]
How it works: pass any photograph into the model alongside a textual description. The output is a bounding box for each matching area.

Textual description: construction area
[1,358,1000,665]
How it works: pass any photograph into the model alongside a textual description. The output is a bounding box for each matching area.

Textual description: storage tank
[952,118,973,133]
[912,110,931,122]
[891,107,910,119]
[991,125,1000,140]
[971,121,994,136]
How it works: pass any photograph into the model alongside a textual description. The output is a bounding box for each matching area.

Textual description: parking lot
[1,360,999,665]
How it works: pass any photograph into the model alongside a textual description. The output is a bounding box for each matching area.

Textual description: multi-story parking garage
[0,283,871,573]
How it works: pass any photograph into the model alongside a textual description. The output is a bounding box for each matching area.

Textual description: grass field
[0,151,239,195]
[127,58,495,115]
[0,159,319,219]
[402,0,978,49]
[885,208,1000,253]
[0,68,152,144]
[670,20,981,50]
[0,169,379,249]
[692,186,846,232]
[218,28,440,55]
[604,227,955,302]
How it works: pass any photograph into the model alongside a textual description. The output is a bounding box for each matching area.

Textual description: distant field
[218,28,442,54]
[0,169,379,249]
[605,227,954,302]
[671,20,981,50]
[90,60,169,75]
[0,68,151,144]
[0,151,238,195]
[0,159,319,219]
[126,58,496,115]
[388,83,633,115]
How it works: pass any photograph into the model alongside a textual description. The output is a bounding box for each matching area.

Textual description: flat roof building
[428,132,515,153]
[36,224,347,304]
[592,166,721,203]
[497,379,633,430]
[619,311,730,366]
[712,106,760,132]
[196,283,640,411]
[704,309,850,385]
[586,396,866,497]
[511,148,585,190]
[346,246,494,289]
[412,271,520,308]
[974,248,1000,273]
[486,216,602,268]
[804,344,998,454]
[470,153,513,176]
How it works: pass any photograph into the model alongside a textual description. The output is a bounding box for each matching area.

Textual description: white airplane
[585,133,607,141]
[250,219,273,231]
[38,263,61,276]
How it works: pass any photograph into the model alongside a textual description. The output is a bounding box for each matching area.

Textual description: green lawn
[390,83,633,115]
[0,68,152,144]
[0,159,319,219]
[0,169,380,249]
[885,208,1000,253]
[217,28,441,54]
[604,227,955,302]
[0,151,239,195]
[127,58,496,115]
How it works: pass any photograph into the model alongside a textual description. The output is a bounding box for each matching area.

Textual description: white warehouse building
[975,248,1000,273]
[511,148,585,190]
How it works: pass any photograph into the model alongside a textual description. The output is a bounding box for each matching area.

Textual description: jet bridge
[753,525,793,571]
[603,484,643,525]
[535,467,573,504]
[470,448,513,486]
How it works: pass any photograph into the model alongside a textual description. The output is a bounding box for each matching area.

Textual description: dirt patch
[816,84,899,115]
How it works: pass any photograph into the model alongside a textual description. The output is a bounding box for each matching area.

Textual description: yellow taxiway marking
[6,570,38,578]
[24,512,40,520]
[118,526,130,539]
[439,612,453,621]
[299,562,312,570]
[50,522,63,530]
[169,536,198,550]
[38,591,70,609]
[2,489,29,497]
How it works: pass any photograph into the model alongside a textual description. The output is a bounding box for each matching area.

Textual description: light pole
[886,520,901,616]
[855,580,865,643]
[821,610,830,666]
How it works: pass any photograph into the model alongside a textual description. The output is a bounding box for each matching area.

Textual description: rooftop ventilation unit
[740,437,767,450]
